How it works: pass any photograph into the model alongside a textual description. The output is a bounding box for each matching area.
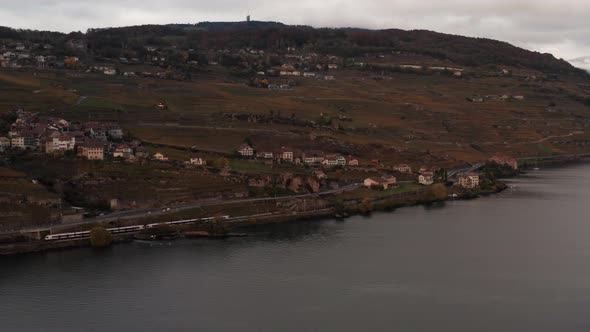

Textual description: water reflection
[4,164,590,332]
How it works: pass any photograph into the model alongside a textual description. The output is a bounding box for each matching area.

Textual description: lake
[2,164,590,331]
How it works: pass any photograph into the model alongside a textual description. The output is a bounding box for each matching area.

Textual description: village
[1,34,535,94]
[0,108,520,184]
[0,22,580,253]
[5,3,590,330]
[0,38,345,85]
[0,106,521,232]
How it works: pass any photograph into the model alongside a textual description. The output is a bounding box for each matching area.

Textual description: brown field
[2,65,590,167]
[1,63,589,227]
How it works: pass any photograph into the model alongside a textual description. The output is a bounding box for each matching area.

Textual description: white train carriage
[145,216,230,228]
[201,215,230,222]
[45,225,145,241]
[164,218,200,226]
[107,225,145,234]
[44,231,91,241]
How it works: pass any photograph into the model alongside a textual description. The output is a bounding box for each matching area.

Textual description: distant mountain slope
[0,22,586,76]
[570,56,590,72]
[192,21,287,31]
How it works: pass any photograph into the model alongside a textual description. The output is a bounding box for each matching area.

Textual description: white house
[364,176,397,190]
[104,68,117,75]
[380,176,397,190]
[238,144,254,157]
[394,164,412,174]
[418,172,434,185]
[190,156,207,166]
[153,152,168,161]
[256,151,274,159]
[346,156,359,166]
[303,151,325,164]
[278,148,294,162]
[10,136,26,149]
[113,144,134,159]
[78,142,104,160]
[322,154,346,167]
[364,178,380,188]
[45,135,75,153]
[457,173,480,189]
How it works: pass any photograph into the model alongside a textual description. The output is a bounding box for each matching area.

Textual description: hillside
[0,22,586,76]
[1,21,590,220]
[191,21,287,30]
[570,56,590,72]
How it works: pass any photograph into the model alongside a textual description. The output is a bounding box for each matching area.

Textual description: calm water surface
[2,164,590,331]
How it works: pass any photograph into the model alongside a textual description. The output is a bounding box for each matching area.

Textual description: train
[44,215,231,241]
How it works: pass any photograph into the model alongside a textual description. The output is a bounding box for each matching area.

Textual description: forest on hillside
[0,23,585,75]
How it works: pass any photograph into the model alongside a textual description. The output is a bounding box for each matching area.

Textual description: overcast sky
[1,0,589,61]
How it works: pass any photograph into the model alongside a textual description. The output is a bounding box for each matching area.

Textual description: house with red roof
[489,155,518,170]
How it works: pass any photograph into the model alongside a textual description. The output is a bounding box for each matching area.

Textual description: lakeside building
[364,176,397,190]
[489,155,518,170]
[457,173,480,189]
[418,172,434,185]
[380,176,397,189]
[364,178,380,188]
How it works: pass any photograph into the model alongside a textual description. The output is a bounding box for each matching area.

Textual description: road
[527,132,580,144]
[7,183,362,235]
[137,122,291,135]
[6,161,493,236]
[448,162,485,179]
[5,157,532,236]
[518,152,590,161]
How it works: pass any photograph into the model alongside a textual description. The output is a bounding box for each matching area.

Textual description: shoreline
[4,157,588,256]
[0,181,506,256]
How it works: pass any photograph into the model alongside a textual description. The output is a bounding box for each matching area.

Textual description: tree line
[0,23,586,76]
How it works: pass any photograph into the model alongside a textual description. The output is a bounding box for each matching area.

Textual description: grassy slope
[1,65,590,167]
